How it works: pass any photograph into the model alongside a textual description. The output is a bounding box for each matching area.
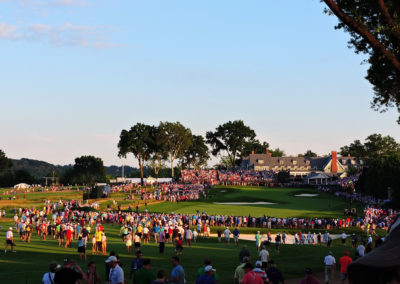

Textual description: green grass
[146,186,361,218]
[0,222,357,284]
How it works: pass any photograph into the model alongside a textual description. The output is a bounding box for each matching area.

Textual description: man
[259,246,270,269]
[159,229,166,253]
[196,259,219,282]
[255,231,262,251]
[130,250,144,279]
[253,261,269,283]
[185,227,193,247]
[234,256,251,284]
[356,243,365,257]
[132,258,155,284]
[241,263,263,284]
[341,232,347,246]
[324,252,336,284]
[224,227,231,245]
[339,251,352,284]
[171,256,185,284]
[266,260,285,284]
[5,227,16,253]
[233,227,240,246]
[54,258,86,284]
[299,268,320,284]
[196,265,216,284]
[239,245,251,263]
[106,256,124,284]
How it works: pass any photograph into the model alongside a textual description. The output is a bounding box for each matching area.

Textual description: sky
[1,0,399,167]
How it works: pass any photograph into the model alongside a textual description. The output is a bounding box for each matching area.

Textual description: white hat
[204,265,215,272]
[8,227,12,230]
[105,256,117,263]
[255,261,262,267]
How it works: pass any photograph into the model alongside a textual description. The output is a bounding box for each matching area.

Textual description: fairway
[146,186,357,218]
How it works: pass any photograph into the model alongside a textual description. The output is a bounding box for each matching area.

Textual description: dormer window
[292,160,297,165]
[257,159,264,164]
[280,160,284,165]
[306,160,310,165]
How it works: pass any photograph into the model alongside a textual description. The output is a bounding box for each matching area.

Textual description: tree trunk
[139,159,144,186]
[171,157,174,178]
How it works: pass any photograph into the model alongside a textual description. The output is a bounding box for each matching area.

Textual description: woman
[101,233,107,255]
[92,235,97,254]
[134,233,141,252]
[126,232,132,253]
[86,261,101,284]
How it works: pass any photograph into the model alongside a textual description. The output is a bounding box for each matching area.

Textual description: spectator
[133,258,155,284]
[339,252,352,284]
[266,260,285,284]
[196,265,216,284]
[151,270,167,284]
[242,263,263,284]
[299,268,320,284]
[42,261,60,284]
[196,259,219,282]
[106,255,124,284]
[54,258,86,284]
[171,256,185,284]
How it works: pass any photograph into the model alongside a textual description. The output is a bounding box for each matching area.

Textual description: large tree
[182,135,210,170]
[0,149,12,172]
[298,150,317,157]
[242,139,270,156]
[148,126,169,178]
[73,155,106,185]
[340,139,367,157]
[158,121,192,178]
[206,120,256,168]
[118,123,156,186]
[322,0,400,123]
[269,148,285,157]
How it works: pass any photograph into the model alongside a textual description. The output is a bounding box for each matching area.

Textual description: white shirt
[6,231,13,239]
[259,249,269,262]
[224,229,231,238]
[42,272,55,284]
[110,264,124,284]
[324,255,336,266]
[357,245,365,256]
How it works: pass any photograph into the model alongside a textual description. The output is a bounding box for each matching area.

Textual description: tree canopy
[0,149,12,172]
[322,0,400,123]
[298,150,318,157]
[340,133,400,157]
[182,135,210,170]
[118,123,156,185]
[206,120,256,168]
[73,155,106,185]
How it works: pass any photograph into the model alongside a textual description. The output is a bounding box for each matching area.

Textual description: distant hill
[11,158,138,178]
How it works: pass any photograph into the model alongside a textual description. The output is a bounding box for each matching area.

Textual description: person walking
[324,252,336,284]
[5,227,16,253]
[339,251,352,284]
[106,256,124,284]
[299,268,320,284]
[170,256,185,284]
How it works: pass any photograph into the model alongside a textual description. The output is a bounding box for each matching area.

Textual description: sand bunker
[214,202,276,205]
[295,193,319,197]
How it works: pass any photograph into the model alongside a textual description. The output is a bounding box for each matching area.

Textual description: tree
[298,150,317,157]
[158,121,192,178]
[182,135,210,170]
[73,155,106,185]
[0,149,12,172]
[322,0,400,123]
[242,140,270,156]
[118,123,156,186]
[206,120,256,168]
[148,126,169,178]
[340,134,400,157]
[269,148,285,157]
[340,139,367,157]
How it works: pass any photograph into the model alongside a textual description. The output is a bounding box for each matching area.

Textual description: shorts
[340,273,348,281]
[97,241,102,248]
[78,246,86,253]
[6,239,13,245]
[176,245,183,250]
[134,242,141,248]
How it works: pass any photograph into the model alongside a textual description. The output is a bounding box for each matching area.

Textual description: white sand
[295,193,319,197]
[213,202,276,205]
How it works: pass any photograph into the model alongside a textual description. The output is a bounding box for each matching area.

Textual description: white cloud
[0,21,121,48]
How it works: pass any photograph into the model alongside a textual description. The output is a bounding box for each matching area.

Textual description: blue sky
[1,0,399,167]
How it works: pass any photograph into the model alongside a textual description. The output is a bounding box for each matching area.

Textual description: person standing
[234,256,251,284]
[86,261,101,284]
[5,227,16,253]
[133,258,155,284]
[233,227,240,246]
[195,266,216,284]
[241,263,263,284]
[54,258,86,284]
[259,246,270,269]
[130,251,144,279]
[170,256,185,284]
[255,231,262,251]
[196,259,219,282]
[339,251,352,284]
[224,227,231,245]
[324,252,336,284]
[184,227,192,247]
[42,262,60,284]
[106,256,124,284]
[266,260,285,284]
[159,229,166,254]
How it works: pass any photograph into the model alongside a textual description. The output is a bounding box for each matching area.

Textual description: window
[306,160,310,165]
[258,159,264,164]
[292,160,297,165]
[279,160,284,165]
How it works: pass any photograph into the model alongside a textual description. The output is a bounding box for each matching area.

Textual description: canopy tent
[13,183,31,189]
[306,172,330,185]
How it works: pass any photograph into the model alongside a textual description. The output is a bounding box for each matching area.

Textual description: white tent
[147,177,157,184]
[13,183,31,189]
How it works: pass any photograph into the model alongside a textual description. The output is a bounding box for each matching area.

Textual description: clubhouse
[241,150,364,180]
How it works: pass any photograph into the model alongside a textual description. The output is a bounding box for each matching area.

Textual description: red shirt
[242,271,263,284]
[339,256,352,274]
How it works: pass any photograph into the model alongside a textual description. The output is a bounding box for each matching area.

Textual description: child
[92,235,97,254]
[175,237,183,255]
[126,233,132,253]
[78,235,86,260]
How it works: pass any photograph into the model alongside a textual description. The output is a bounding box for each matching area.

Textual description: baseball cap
[255,261,262,267]
[204,265,215,272]
[8,227,12,230]
[105,256,118,263]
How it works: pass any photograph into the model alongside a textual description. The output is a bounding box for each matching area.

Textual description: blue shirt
[171,265,185,284]
[233,229,240,236]
[196,274,216,284]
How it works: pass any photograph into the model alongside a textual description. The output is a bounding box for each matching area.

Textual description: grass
[146,186,362,218]
[0,222,357,284]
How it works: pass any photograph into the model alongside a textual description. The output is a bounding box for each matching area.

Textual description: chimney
[251,150,255,155]
[331,151,337,173]
[348,154,350,157]
[266,148,269,154]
